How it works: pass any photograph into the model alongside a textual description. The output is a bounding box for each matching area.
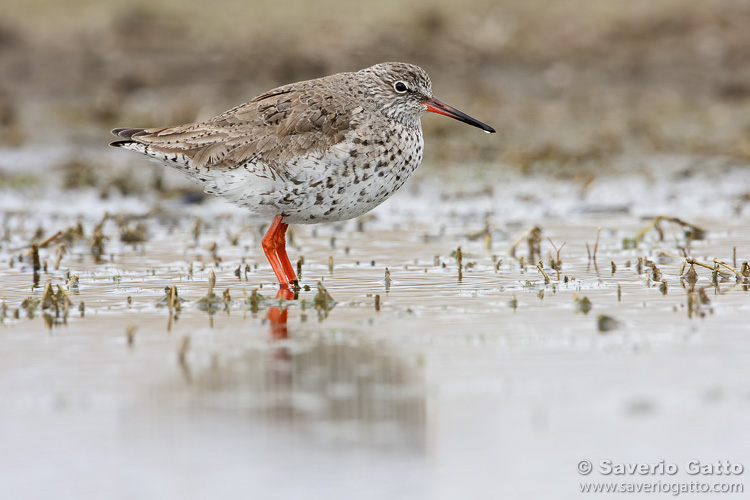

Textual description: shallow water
[1,152,749,499]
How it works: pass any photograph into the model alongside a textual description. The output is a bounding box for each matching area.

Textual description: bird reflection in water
[267,285,295,340]
[178,280,425,449]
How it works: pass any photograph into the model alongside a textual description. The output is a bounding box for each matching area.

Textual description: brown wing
[111,79,356,170]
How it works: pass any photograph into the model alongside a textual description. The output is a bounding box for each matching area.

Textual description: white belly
[192,128,425,224]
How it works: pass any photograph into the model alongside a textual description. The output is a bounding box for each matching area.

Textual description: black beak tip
[424,98,496,134]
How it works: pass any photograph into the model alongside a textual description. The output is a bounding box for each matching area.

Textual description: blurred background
[2,0,750,176]
[1,2,750,500]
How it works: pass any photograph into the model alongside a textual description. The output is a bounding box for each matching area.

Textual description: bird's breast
[194,125,425,225]
[274,125,425,224]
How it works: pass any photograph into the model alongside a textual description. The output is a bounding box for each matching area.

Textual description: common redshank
[111,62,495,286]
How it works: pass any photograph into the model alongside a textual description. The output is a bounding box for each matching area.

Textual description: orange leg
[261,215,297,285]
[275,222,297,283]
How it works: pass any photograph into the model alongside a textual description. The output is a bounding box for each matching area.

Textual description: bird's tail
[109,127,147,147]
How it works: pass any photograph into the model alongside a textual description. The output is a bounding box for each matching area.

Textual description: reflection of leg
[275,222,297,283]
[261,215,290,285]
[268,286,294,340]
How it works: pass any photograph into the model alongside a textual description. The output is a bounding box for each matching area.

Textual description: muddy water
[1,154,749,499]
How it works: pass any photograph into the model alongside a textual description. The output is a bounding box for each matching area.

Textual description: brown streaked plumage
[111,62,495,287]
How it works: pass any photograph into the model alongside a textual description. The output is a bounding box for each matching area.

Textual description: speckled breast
[218,124,425,224]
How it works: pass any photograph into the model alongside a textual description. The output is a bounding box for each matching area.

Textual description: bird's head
[361,62,495,133]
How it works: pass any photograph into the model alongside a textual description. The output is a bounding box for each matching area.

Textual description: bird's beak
[422,97,496,133]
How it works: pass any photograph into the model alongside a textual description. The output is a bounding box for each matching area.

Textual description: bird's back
[110,72,362,173]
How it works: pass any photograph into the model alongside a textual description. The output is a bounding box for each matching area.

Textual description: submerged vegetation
[0,189,746,339]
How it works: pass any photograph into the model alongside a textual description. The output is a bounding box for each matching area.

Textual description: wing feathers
[110,75,356,170]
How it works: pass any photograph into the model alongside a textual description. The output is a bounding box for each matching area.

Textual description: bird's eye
[393,81,408,93]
